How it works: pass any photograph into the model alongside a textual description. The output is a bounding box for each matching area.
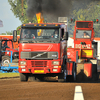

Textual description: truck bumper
[18,59,62,74]
[18,67,62,74]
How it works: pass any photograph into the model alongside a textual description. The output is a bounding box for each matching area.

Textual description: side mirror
[13,30,17,42]
[64,32,68,40]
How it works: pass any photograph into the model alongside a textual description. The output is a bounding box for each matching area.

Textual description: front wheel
[20,73,28,82]
[58,70,67,82]
[58,62,67,82]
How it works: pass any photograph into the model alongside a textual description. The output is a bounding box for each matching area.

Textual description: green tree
[8,0,37,34]
[1,33,6,35]
[72,2,100,21]
[70,2,100,37]
[16,25,21,35]
[6,31,13,35]
[8,0,37,23]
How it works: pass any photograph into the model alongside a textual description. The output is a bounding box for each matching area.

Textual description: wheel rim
[64,70,67,80]
[73,70,76,81]
[2,59,10,66]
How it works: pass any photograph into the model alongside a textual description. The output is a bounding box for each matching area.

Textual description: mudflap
[76,63,92,81]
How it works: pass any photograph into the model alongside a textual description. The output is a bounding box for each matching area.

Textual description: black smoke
[26,0,72,20]
[26,0,99,22]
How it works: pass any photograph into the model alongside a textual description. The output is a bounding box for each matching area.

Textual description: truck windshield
[2,40,12,49]
[76,30,92,39]
[20,28,60,42]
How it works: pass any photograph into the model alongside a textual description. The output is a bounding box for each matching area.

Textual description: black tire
[72,62,76,82]
[92,64,98,81]
[58,61,67,82]
[98,72,100,81]
[66,64,76,82]
[2,56,10,66]
[58,73,65,82]
[20,73,28,82]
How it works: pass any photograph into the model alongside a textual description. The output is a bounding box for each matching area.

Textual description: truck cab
[14,23,69,82]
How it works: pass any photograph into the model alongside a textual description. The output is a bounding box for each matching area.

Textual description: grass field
[0,73,19,78]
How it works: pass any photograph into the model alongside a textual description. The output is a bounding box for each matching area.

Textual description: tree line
[7,0,100,37]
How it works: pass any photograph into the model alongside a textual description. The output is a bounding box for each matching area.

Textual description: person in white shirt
[54,30,59,38]
[24,30,35,39]
[83,32,90,38]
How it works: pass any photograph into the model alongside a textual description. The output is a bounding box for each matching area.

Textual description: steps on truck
[3,63,18,67]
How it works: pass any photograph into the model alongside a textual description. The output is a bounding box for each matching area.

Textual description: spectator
[83,32,90,38]
[2,42,9,49]
[54,30,59,38]
[24,30,35,39]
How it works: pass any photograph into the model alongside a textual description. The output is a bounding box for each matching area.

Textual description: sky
[0,0,22,34]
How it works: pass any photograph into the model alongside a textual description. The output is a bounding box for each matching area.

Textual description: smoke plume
[26,0,99,22]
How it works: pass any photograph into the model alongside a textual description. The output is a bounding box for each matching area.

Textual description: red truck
[1,38,19,65]
[67,21,100,81]
[13,20,77,82]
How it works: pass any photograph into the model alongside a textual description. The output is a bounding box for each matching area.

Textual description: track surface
[0,78,100,100]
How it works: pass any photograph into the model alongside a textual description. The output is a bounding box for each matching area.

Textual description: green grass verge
[0,73,19,78]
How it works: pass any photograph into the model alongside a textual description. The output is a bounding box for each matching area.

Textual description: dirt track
[0,78,100,100]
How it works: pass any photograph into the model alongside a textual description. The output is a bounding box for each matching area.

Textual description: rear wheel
[66,63,76,82]
[20,73,28,82]
[98,72,100,81]
[73,69,76,81]
[92,64,99,81]
[58,71,67,82]
[72,63,76,82]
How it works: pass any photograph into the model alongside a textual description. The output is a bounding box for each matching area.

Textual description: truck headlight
[20,61,26,65]
[21,69,26,72]
[53,66,58,68]
[53,69,57,72]
[52,61,59,65]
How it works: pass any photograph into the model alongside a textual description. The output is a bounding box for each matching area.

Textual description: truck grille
[31,61,47,67]
[21,52,58,59]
